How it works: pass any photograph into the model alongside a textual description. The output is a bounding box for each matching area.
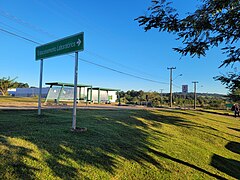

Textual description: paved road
[0,104,153,110]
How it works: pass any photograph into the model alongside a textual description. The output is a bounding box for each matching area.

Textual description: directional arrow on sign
[36,32,84,60]
[76,39,81,46]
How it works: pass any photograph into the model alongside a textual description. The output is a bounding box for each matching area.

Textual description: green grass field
[0,96,39,103]
[0,108,239,179]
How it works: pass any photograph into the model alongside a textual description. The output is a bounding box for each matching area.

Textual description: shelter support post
[44,85,53,103]
[79,87,81,100]
[86,88,89,105]
[117,91,121,106]
[57,85,64,104]
[98,89,100,104]
[86,87,93,104]
[90,87,92,103]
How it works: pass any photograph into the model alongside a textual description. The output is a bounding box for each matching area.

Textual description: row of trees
[119,90,229,109]
[0,77,29,96]
[0,76,230,109]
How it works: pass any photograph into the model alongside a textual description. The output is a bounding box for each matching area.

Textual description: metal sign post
[72,52,78,130]
[38,59,43,115]
[35,32,84,130]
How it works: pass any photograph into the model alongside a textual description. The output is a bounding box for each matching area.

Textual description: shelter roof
[45,82,92,88]
[89,87,120,91]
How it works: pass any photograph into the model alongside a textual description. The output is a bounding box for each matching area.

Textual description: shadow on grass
[225,141,240,155]
[148,147,227,180]
[159,109,199,116]
[210,154,240,179]
[0,109,233,179]
[153,110,240,141]
[0,136,39,179]
[135,109,198,128]
[228,127,240,132]
[0,109,168,179]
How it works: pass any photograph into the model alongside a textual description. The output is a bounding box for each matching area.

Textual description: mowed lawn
[0,108,239,179]
[0,96,39,103]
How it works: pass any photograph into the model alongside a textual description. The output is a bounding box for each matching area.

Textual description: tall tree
[0,77,29,96]
[0,77,17,96]
[13,82,29,88]
[136,0,240,92]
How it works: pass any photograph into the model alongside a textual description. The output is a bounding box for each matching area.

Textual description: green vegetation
[136,0,240,95]
[0,77,29,96]
[119,90,229,109]
[0,108,239,179]
[1,90,231,110]
[0,96,38,103]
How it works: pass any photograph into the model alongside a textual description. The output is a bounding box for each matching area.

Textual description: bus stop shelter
[87,87,120,104]
[45,82,92,103]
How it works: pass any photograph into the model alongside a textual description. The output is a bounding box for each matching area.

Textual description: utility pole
[167,67,176,107]
[192,81,199,109]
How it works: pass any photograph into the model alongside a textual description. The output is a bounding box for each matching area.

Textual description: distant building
[8,88,49,97]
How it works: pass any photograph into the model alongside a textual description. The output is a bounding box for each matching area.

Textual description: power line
[0,21,42,43]
[0,27,169,85]
[0,28,41,45]
[78,57,169,85]
[0,7,159,79]
[0,8,56,39]
[172,83,181,89]
[85,50,158,79]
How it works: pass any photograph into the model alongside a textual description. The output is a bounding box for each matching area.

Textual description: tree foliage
[119,90,227,109]
[214,72,240,91]
[136,0,240,94]
[0,77,29,96]
[214,72,240,101]
[13,82,29,88]
[0,77,17,96]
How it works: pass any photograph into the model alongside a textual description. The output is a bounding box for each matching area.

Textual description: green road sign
[36,32,84,60]
[225,103,233,108]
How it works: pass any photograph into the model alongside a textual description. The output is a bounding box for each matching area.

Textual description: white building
[8,88,49,97]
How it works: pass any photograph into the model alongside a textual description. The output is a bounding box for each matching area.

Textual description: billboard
[182,85,188,94]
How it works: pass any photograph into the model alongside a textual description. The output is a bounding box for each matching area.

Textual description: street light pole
[167,67,176,107]
[192,81,199,109]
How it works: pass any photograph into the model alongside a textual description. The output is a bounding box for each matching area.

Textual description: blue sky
[0,0,235,94]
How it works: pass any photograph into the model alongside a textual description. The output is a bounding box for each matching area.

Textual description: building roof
[45,82,120,91]
[88,87,120,91]
[45,82,92,88]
